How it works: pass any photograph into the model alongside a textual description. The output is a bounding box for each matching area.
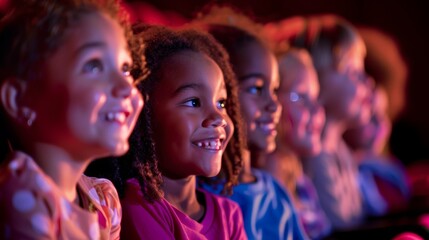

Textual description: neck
[274,139,296,158]
[250,148,267,169]
[27,143,89,202]
[265,144,302,192]
[321,116,347,154]
[162,175,204,221]
[238,149,256,183]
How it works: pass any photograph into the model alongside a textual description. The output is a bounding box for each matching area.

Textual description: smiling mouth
[257,122,277,135]
[105,112,129,124]
[192,139,223,151]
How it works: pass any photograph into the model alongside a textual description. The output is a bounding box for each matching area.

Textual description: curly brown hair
[0,0,145,161]
[114,25,246,202]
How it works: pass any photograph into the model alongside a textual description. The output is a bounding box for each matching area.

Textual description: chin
[202,167,221,178]
[265,142,277,154]
[107,142,129,157]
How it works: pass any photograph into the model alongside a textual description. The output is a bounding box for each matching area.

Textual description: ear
[0,78,31,124]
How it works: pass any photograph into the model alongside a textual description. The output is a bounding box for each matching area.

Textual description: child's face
[234,41,281,153]
[24,12,143,159]
[278,55,325,157]
[321,38,371,127]
[152,51,233,179]
[347,87,391,153]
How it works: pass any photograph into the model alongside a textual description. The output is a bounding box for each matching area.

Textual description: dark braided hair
[115,25,246,201]
[0,0,144,161]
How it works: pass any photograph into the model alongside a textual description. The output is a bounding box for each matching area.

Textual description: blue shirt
[200,169,308,240]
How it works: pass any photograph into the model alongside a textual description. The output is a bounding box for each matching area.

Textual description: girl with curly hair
[115,25,247,239]
[0,0,143,239]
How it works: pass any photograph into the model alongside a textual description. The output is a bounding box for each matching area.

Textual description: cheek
[345,82,360,101]
[240,97,260,125]
[312,110,325,132]
[288,107,306,130]
[131,88,144,116]
[70,89,106,124]
[160,113,195,145]
[225,115,234,144]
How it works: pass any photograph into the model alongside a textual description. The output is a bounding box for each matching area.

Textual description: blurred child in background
[264,47,332,239]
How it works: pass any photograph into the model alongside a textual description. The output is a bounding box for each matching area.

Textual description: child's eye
[122,63,131,77]
[289,92,301,102]
[83,59,103,74]
[217,99,227,109]
[182,98,201,107]
[247,86,263,95]
[289,92,311,107]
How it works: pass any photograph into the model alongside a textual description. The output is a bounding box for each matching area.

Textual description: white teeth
[106,112,126,123]
[195,139,222,150]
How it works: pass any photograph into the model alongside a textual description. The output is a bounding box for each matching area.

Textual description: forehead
[58,11,126,54]
[157,50,225,92]
[279,53,317,89]
[234,41,277,76]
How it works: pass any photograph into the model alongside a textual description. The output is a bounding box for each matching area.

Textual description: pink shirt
[0,151,121,239]
[121,178,247,239]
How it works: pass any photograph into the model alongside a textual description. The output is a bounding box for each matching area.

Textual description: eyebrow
[172,83,203,96]
[74,41,106,57]
[238,73,267,82]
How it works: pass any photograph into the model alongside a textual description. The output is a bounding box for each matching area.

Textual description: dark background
[126,0,429,165]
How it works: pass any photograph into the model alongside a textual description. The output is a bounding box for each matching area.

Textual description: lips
[256,121,278,135]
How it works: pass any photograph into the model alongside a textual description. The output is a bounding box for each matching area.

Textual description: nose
[311,103,325,127]
[266,92,280,113]
[202,111,228,128]
[112,72,134,99]
[356,81,369,102]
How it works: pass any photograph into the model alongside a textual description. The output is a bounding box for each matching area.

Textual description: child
[191,6,308,240]
[264,48,332,239]
[117,25,247,239]
[290,14,372,229]
[344,85,410,215]
[0,0,143,239]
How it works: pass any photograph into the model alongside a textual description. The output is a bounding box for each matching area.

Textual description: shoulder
[120,179,178,239]
[80,175,122,238]
[252,168,288,192]
[121,178,175,221]
[200,189,247,238]
[203,189,241,213]
[80,175,120,210]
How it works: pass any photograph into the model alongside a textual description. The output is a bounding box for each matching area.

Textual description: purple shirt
[121,178,247,240]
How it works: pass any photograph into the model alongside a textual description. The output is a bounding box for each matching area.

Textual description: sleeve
[304,153,364,229]
[94,179,122,240]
